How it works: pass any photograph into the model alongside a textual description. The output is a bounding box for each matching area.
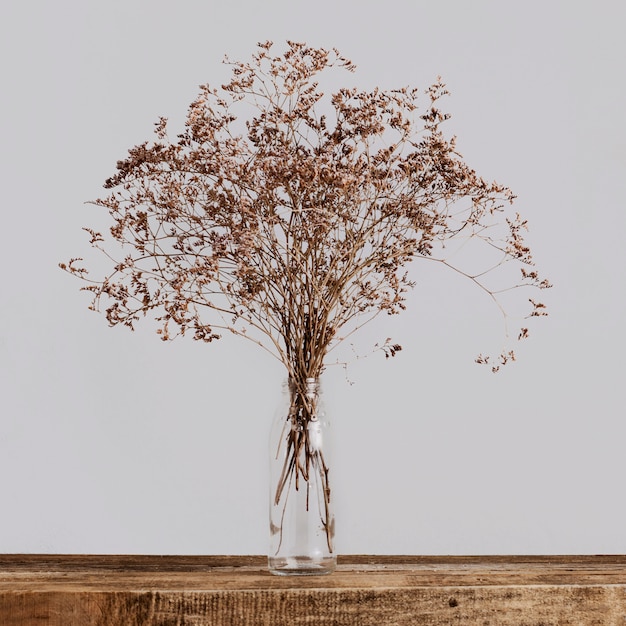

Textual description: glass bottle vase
[268,377,336,575]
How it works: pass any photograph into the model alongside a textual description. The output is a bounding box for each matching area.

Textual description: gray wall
[1,0,624,555]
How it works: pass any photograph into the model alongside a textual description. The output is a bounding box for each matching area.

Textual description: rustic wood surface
[1,555,626,625]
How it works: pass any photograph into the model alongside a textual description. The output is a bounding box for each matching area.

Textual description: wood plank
[1,555,625,625]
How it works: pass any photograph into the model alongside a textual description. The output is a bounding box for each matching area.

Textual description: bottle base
[268,556,336,576]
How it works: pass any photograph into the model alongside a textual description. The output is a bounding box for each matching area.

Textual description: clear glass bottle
[268,377,336,575]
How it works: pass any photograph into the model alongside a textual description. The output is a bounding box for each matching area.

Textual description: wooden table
[1,555,626,625]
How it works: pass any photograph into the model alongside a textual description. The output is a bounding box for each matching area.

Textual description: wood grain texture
[1,555,626,625]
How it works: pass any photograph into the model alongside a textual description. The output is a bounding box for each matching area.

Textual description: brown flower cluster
[62,41,550,384]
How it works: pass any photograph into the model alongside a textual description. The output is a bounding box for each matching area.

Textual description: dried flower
[61,41,550,550]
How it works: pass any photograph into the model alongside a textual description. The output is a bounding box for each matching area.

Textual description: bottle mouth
[285,376,321,384]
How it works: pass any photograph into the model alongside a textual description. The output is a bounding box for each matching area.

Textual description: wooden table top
[2,554,626,589]
[2,555,625,625]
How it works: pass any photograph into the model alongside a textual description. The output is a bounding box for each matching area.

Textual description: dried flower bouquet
[62,41,550,556]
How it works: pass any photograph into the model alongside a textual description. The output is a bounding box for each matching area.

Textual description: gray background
[1,0,624,555]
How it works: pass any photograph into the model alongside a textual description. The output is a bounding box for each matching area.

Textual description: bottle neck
[286,376,321,397]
